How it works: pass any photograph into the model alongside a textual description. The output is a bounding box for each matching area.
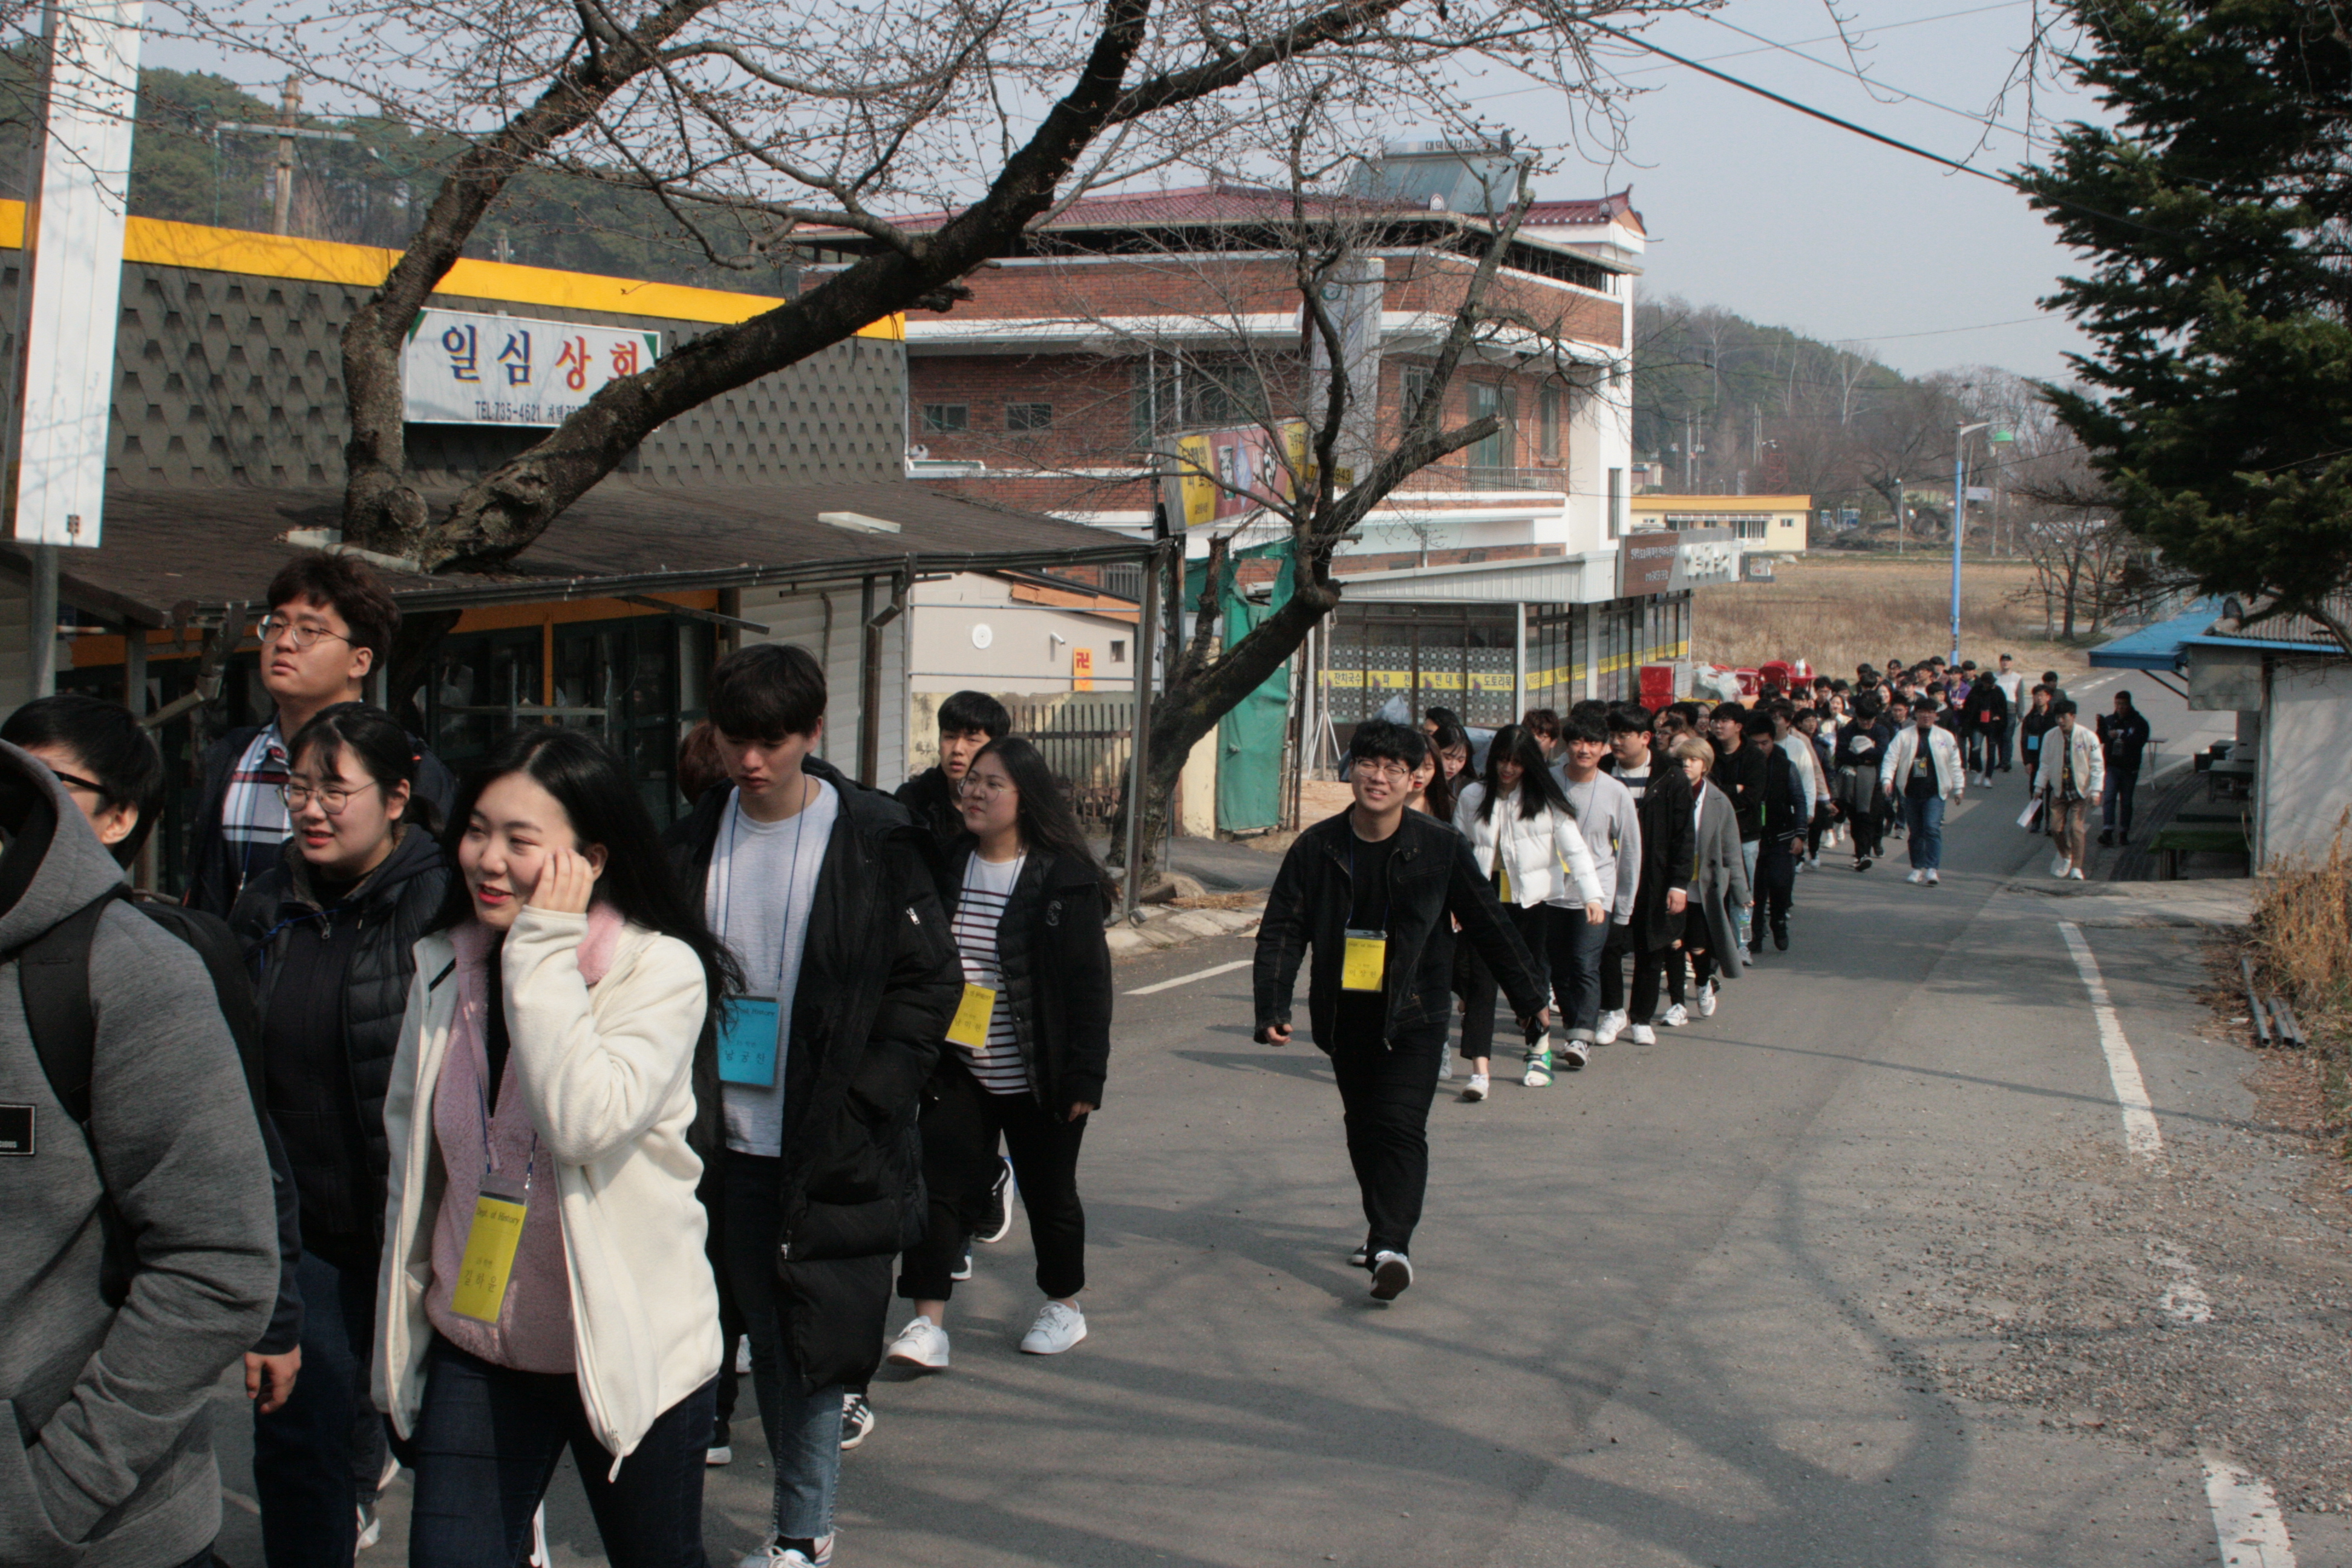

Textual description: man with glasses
[1253,720,1547,1301]
[186,553,453,916]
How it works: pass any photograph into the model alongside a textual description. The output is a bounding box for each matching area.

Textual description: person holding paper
[665,644,960,1568]
[887,736,1113,1368]
[376,728,738,1568]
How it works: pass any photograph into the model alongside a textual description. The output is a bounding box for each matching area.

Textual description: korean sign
[1166,422,1312,530]
[404,309,661,426]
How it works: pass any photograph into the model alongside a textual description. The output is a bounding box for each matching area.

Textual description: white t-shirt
[952,852,1030,1095]
[1994,670,2025,709]
[705,780,839,1157]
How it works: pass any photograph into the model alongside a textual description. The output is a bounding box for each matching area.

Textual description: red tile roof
[805,181,1639,238]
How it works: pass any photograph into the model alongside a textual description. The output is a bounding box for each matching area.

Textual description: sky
[1500,0,2105,382]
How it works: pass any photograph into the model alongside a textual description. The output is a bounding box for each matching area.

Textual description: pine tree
[2022,0,2352,651]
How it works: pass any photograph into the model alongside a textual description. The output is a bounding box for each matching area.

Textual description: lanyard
[717,779,814,997]
[471,970,538,1191]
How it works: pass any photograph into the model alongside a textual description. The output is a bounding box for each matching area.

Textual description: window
[1005,402,1053,431]
[1538,384,1561,462]
[921,403,968,433]
[1130,361,1174,445]
[1111,639,1127,663]
[1400,366,1432,424]
[1469,384,1514,470]
[1607,467,1624,540]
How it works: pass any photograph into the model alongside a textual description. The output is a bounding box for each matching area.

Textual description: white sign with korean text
[403,309,661,426]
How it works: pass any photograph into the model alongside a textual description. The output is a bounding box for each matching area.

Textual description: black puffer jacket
[1629,753,1698,950]
[667,757,961,1393]
[229,823,449,1267]
[947,845,1112,1109]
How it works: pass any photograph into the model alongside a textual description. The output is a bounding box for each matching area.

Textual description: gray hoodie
[0,742,276,1567]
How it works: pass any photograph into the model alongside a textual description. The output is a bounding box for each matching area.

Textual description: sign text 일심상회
[403,309,662,427]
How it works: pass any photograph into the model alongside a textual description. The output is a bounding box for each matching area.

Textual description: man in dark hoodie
[0,739,278,1568]
[667,642,961,1568]
[895,690,1009,874]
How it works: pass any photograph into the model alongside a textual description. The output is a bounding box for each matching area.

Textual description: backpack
[19,885,267,1126]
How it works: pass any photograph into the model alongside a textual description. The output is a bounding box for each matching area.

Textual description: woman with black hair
[1403,718,1468,823]
[1451,725,1605,1096]
[374,728,739,1568]
[230,701,449,1566]
[889,736,1112,1367]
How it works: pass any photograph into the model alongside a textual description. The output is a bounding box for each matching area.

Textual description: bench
[2148,823,2252,880]
[2206,759,2256,801]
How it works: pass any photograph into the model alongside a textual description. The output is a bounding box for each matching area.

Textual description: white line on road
[1126,957,1253,995]
[2204,1455,2298,1567]
[2059,920,2164,1158]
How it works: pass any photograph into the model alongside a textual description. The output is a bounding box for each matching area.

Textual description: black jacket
[189,720,456,920]
[1962,679,2010,729]
[1711,741,1766,842]
[1758,741,1808,846]
[1630,754,1698,950]
[666,758,961,1393]
[229,823,449,1273]
[893,766,970,903]
[2099,707,2152,770]
[2019,707,2059,763]
[1254,809,1544,1050]
[947,844,1112,1109]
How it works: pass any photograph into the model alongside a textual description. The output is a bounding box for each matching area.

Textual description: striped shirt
[220,722,291,897]
[951,853,1029,1096]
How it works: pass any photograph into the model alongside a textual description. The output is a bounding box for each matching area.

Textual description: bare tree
[134,0,1702,570]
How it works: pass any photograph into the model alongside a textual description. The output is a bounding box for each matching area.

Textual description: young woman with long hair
[375,729,740,1568]
[1450,724,1605,1098]
[232,702,450,1562]
[1404,717,1468,823]
[889,736,1112,1367]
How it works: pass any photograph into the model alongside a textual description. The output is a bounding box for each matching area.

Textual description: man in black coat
[895,690,1008,889]
[1613,707,1696,1044]
[1746,710,1809,955]
[1961,668,2010,787]
[665,644,961,1566]
[1254,720,1547,1301]
[2097,690,2154,846]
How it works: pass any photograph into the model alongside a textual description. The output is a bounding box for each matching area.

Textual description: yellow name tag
[1342,931,1387,992]
[947,982,997,1049]
[1497,863,1512,903]
[451,1189,528,1323]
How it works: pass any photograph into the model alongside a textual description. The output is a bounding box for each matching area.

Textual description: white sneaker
[1020,1300,1088,1355]
[950,1253,973,1281]
[1625,1023,1657,1045]
[735,1334,753,1376]
[2068,866,2085,880]
[1660,1003,1688,1029]
[1906,869,1923,884]
[1368,1250,1414,1300]
[1462,1072,1490,1102]
[1696,984,1717,1019]
[2051,854,2070,877]
[885,1315,949,1371]
[1558,1039,1590,1070]
[739,1537,834,1568]
[1926,869,1940,884]
[356,1504,382,1553]
[1436,1056,1453,1081]
[1594,1009,1628,1045]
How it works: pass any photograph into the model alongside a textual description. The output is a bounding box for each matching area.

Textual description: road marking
[1126,957,1253,995]
[2059,921,2163,1158]
[2148,1239,2213,1323]
[2204,1455,2298,1567]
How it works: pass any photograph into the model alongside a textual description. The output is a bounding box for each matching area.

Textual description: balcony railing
[1397,465,1570,494]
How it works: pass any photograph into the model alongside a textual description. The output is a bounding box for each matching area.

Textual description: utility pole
[1952,419,1999,664]
[273,74,298,237]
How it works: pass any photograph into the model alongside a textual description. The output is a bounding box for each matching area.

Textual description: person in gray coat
[1671,737,1749,1018]
[0,740,278,1568]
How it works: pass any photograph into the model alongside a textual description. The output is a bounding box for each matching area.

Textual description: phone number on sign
[471,400,590,425]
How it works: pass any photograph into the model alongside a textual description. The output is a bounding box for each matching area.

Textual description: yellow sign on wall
[1071,647,1094,691]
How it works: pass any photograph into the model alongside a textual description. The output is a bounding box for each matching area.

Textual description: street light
[1950,420,2013,664]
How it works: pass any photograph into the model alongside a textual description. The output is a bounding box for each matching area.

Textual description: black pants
[1329,1032,1443,1255]
[1754,837,1797,937]
[900,1056,1089,1302]
[1852,799,1886,860]
[253,1250,382,1568]
[2103,763,2141,838]
[1629,938,1670,1021]
[1598,926,1632,1012]
[1457,902,1548,1060]
[1805,803,1829,858]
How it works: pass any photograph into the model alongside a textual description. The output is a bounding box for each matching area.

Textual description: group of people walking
[1253,650,2148,1301]
[0,553,1111,1568]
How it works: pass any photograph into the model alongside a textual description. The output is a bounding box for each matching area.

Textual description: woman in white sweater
[375,730,740,1568]
[1453,725,1607,1097]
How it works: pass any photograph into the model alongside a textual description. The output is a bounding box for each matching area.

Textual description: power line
[1691,12,2034,141]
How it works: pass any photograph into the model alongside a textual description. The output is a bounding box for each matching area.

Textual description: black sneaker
[977,1156,1015,1245]
[1772,923,1789,952]
[1347,1242,1371,1269]
[840,1392,876,1451]
[706,1419,733,1466]
[2097,829,2114,848]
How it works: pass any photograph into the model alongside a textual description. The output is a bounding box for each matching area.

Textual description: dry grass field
[1694,554,2085,681]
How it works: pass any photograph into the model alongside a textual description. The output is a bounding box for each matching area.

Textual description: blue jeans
[1546,904,1611,1043]
[724,1152,844,1544]
[254,1250,384,1567]
[1903,793,1945,869]
[407,1340,714,1568]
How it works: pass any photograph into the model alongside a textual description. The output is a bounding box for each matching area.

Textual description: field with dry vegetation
[2248,832,2352,1152]
[1694,554,2082,679]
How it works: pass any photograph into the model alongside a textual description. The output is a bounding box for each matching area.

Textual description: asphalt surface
[207,679,2330,1567]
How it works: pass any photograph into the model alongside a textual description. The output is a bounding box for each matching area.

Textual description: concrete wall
[908,574,1135,696]
[2258,656,2352,866]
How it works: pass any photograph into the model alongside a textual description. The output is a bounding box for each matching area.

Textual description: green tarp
[1188,542,1295,833]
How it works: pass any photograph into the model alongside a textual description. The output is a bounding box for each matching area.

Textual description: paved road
[211,684,2314,1566]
